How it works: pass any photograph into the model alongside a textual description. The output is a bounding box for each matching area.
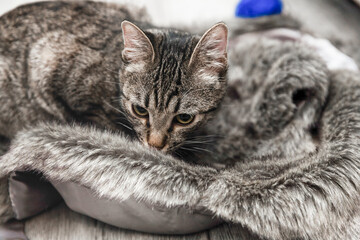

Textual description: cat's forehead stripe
[141,30,200,113]
[164,88,178,109]
[174,98,181,113]
[150,35,166,108]
[144,92,150,108]
[150,32,192,112]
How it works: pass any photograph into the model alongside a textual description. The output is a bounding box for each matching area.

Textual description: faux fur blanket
[1,22,360,240]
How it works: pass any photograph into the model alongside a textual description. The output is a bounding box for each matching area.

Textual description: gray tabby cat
[0,1,227,153]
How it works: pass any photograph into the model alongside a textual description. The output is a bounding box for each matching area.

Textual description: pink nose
[147,132,166,150]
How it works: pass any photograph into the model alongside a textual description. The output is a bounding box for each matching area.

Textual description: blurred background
[1,0,239,27]
[0,0,359,59]
[1,0,360,63]
[1,0,360,35]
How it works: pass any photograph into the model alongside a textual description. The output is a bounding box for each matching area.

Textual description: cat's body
[0,1,135,138]
[0,1,228,153]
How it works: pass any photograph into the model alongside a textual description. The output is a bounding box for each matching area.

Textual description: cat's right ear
[121,21,155,70]
[188,23,228,84]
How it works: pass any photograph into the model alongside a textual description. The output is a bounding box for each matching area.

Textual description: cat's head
[118,21,228,152]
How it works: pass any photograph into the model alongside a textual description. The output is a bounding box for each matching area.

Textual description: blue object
[235,0,283,18]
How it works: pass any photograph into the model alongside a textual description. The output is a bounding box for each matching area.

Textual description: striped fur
[0,1,228,153]
[119,22,227,152]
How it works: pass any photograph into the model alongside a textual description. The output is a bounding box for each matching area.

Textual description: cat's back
[0,1,149,138]
[0,1,147,50]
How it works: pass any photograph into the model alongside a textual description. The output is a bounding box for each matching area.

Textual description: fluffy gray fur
[203,39,328,164]
[1,36,360,240]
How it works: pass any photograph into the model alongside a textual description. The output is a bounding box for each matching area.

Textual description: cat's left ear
[121,21,155,70]
[189,23,228,80]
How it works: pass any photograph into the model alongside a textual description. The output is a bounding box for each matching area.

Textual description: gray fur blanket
[1,23,360,240]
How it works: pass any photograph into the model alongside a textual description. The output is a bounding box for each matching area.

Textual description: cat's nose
[147,131,167,150]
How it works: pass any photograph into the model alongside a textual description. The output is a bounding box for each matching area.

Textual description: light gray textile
[9,172,61,220]
[53,181,222,234]
[0,220,27,240]
[7,171,222,234]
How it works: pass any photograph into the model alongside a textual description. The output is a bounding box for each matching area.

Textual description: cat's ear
[121,21,155,68]
[189,23,228,80]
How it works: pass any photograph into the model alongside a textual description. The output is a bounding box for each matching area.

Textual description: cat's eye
[175,114,194,125]
[132,105,148,117]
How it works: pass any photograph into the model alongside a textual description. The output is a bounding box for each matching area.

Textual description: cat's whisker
[191,146,213,154]
[182,140,214,145]
[116,121,133,131]
[115,116,130,122]
[183,140,210,143]
[178,146,195,151]
[173,150,184,159]
[103,80,120,85]
[179,146,206,153]
[111,97,123,102]
[104,66,120,74]
[187,134,224,140]
[104,101,127,115]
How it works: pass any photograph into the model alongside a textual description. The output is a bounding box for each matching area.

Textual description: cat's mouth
[144,141,169,152]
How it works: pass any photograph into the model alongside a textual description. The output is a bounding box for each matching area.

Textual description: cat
[0,1,228,153]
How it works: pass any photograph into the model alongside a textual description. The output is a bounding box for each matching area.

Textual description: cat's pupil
[137,106,146,113]
[179,114,191,121]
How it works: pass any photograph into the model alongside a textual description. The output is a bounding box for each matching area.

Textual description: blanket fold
[0,69,359,239]
[1,16,360,238]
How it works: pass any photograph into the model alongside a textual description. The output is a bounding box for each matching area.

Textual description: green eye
[175,114,194,125]
[132,105,148,117]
